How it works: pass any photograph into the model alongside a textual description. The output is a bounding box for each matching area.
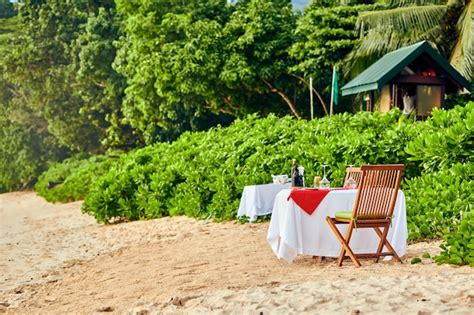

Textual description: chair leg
[326,217,361,267]
[337,221,355,266]
[374,224,390,263]
[374,226,402,263]
[337,239,347,266]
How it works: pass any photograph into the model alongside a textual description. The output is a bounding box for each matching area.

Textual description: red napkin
[287,188,331,215]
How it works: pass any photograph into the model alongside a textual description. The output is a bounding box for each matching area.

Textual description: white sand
[1,191,473,314]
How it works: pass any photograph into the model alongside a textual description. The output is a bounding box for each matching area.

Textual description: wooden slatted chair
[344,167,362,188]
[326,164,405,267]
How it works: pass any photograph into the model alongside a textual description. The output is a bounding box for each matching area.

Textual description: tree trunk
[261,79,302,119]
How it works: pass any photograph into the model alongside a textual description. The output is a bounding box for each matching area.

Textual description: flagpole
[310,77,314,120]
[330,67,334,116]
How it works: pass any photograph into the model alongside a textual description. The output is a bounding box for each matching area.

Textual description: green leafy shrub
[35,155,118,202]
[82,109,423,223]
[405,163,473,241]
[81,104,473,224]
[435,210,474,266]
[405,102,473,172]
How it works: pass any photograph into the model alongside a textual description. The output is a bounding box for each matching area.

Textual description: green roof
[341,41,473,96]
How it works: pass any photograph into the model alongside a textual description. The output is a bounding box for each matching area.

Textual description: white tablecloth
[237,183,291,222]
[267,189,407,263]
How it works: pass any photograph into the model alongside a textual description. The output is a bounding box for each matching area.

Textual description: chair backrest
[352,164,404,220]
[344,167,362,187]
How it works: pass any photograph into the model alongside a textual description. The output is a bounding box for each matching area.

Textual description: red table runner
[287,188,332,215]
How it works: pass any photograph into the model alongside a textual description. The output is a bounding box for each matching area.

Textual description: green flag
[331,66,339,106]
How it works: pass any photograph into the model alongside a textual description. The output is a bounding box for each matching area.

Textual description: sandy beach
[1,191,473,314]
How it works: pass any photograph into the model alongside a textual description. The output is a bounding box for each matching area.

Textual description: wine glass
[320,164,330,189]
[344,164,357,189]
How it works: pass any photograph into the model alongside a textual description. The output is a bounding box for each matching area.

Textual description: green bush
[405,103,473,172]
[405,163,473,241]
[35,155,118,202]
[435,210,474,266]
[82,108,422,223]
[81,104,473,224]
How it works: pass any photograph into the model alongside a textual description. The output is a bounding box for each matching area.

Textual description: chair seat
[335,211,352,220]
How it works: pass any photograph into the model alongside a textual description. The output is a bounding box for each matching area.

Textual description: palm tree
[347,0,473,80]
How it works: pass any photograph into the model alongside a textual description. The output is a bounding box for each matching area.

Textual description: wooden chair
[344,167,362,188]
[326,164,405,267]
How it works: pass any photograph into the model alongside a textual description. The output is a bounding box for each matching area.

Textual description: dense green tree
[290,1,375,113]
[0,0,15,18]
[114,0,236,144]
[0,103,68,192]
[3,0,128,152]
[71,7,133,149]
[0,1,131,190]
[114,0,302,144]
[0,14,68,192]
[0,17,16,105]
[221,0,300,117]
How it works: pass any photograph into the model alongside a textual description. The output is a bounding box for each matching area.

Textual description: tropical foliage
[290,1,378,113]
[0,0,15,18]
[35,155,119,202]
[435,210,474,266]
[405,163,473,241]
[1,0,383,191]
[349,0,473,79]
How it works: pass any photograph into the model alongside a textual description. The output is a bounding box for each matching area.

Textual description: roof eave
[341,83,379,96]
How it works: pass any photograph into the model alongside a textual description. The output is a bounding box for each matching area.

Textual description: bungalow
[341,41,472,118]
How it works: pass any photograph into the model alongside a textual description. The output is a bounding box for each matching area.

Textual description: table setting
[237,181,291,222]
[237,161,408,265]
[267,187,407,263]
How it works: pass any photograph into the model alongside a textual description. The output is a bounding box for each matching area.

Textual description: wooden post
[391,84,395,109]
[370,90,374,112]
[310,77,314,120]
[440,84,445,109]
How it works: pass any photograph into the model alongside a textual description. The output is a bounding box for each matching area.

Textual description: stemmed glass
[344,164,357,189]
[320,164,330,189]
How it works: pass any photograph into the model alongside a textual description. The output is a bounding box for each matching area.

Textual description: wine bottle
[291,159,298,187]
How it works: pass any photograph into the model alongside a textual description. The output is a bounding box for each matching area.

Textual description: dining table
[267,188,407,263]
[237,183,291,222]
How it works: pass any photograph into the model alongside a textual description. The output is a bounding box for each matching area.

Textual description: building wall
[380,85,391,112]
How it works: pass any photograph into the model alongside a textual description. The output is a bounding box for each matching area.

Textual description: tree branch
[289,73,329,116]
[221,96,238,111]
[93,80,106,88]
[205,104,232,115]
[261,79,302,119]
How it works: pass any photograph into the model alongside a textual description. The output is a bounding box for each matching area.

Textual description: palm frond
[358,5,447,37]
[348,5,446,75]
[449,0,473,80]
[385,0,447,7]
[344,29,437,77]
